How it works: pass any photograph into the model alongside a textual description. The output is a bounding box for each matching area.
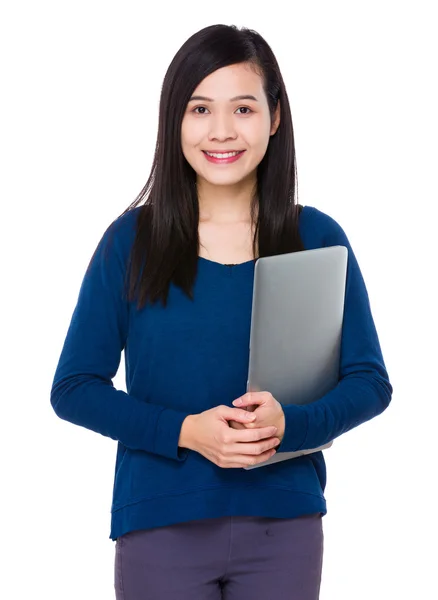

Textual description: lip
[202,150,246,165]
[203,150,245,153]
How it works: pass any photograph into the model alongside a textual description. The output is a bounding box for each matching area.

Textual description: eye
[193,106,210,114]
[236,107,253,115]
[191,106,253,115]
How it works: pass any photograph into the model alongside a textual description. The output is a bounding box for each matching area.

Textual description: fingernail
[246,413,256,420]
[233,399,242,406]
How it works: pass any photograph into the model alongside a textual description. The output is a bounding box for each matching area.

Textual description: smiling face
[181,62,280,190]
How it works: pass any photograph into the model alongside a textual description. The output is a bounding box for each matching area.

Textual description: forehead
[192,63,264,98]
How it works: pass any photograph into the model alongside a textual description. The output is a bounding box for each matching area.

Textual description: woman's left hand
[229,392,285,443]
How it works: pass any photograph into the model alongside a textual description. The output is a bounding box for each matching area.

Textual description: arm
[277,217,393,453]
[178,415,197,450]
[50,214,191,462]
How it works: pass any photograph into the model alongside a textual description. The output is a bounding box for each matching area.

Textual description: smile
[202,150,245,164]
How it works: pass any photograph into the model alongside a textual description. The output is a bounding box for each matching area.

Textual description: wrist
[277,412,286,443]
[178,414,197,451]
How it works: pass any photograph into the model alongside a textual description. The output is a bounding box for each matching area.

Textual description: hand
[181,405,280,469]
[230,392,285,443]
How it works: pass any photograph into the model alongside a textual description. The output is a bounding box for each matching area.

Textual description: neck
[197,175,257,223]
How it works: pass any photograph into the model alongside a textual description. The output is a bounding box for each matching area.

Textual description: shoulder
[100,206,143,251]
[299,205,350,248]
[90,206,144,271]
[107,205,143,239]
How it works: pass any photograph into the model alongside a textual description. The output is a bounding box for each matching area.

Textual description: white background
[1,1,437,598]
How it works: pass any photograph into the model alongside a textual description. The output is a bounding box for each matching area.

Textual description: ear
[270,100,281,136]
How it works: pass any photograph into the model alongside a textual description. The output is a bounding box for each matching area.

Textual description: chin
[200,174,250,187]
[198,165,255,184]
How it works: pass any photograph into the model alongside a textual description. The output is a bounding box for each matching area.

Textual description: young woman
[51,24,392,600]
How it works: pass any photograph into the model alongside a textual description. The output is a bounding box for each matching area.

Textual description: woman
[50,24,392,600]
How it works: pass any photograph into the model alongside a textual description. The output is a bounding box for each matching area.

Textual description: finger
[230,437,280,456]
[228,420,246,430]
[227,425,278,444]
[232,391,265,408]
[243,420,260,429]
[220,406,257,424]
[222,448,277,469]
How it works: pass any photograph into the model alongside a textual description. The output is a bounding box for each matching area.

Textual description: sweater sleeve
[277,214,393,453]
[50,214,191,461]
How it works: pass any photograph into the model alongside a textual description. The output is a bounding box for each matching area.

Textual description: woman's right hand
[180,405,280,468]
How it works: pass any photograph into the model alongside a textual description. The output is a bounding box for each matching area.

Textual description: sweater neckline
[196,206,307,271]
[198,256,256,269]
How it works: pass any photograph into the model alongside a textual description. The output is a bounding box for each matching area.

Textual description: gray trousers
[114,513,324,599]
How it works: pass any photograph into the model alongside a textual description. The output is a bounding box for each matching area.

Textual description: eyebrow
[188,94,259,103]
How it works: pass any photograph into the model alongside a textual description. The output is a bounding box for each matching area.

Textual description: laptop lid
[244,245,348,469]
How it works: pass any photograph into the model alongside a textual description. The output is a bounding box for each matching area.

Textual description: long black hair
[118,24,305,309]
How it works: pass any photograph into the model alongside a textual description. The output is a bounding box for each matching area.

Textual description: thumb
[220,406,256,423]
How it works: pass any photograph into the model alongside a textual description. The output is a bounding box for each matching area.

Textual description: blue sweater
[50,205,392,541]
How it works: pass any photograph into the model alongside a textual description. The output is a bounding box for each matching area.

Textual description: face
[181,62,280,189]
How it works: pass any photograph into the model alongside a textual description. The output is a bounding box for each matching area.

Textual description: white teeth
[205,151,241,158]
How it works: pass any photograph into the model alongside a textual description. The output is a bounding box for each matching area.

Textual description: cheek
[181,132,203,171]
[246,135,270,163]
[182,119,204,145]
[242,119,271,151]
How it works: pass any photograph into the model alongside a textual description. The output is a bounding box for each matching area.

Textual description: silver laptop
[244,245,348,469]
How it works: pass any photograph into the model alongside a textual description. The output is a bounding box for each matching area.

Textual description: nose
[208,113,237,142]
